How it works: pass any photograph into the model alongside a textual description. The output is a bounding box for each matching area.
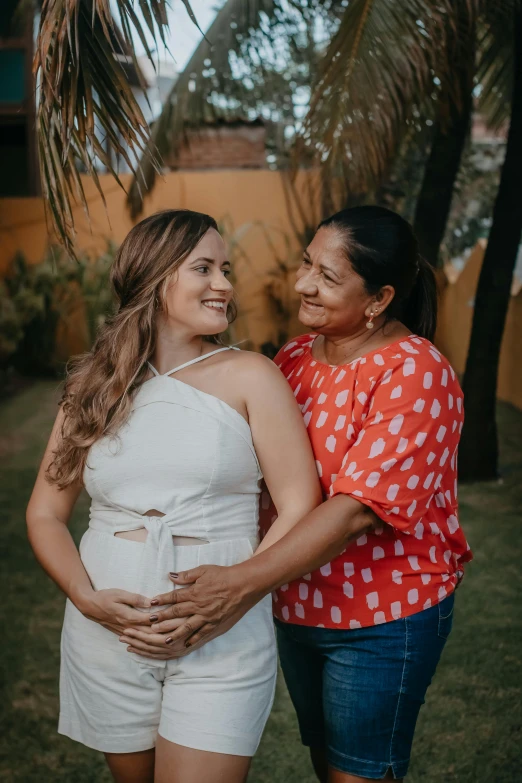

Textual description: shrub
[0,245,115,377]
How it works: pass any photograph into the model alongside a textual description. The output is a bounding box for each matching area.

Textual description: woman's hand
[118,626,190,659]
[145,564,261,649]
[136,497,376,654]
[119,623,221,659]
[78,588,155,635]
[146,496,376,652]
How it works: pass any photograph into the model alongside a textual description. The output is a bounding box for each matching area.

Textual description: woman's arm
[140,493,376,651]
[27,407,152,632]
[245,353,323,553]
[235,493,375,592]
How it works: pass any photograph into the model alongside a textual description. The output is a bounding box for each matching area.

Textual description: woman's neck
[151,321,208,375]
[317,319,409,366]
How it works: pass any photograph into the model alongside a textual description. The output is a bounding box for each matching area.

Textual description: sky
[131,0,222,73]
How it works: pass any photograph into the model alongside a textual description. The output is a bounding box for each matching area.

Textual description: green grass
[0,382,521,782]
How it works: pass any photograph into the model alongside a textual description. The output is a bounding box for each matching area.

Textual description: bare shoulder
[223,349,303,425]
[222,348,285,383]
[213,349,291,407]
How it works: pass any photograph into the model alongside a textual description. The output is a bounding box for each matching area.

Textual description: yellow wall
[436,240,522,410]
[0,170,309,350]
[1,173,521,409]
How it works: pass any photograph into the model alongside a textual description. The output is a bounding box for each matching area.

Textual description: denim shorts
[275,592,454,780]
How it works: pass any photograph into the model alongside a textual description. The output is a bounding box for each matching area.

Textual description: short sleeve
[330,357,463,533]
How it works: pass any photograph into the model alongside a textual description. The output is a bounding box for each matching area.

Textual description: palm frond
[127,0,285,219]
[297,0,482,207]
[34,0,199,258]
[477,1,517,131]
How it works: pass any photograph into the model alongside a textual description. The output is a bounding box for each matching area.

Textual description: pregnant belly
[80,528,255,596]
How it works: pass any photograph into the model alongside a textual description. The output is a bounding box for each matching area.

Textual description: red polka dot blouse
[270,333,472,629]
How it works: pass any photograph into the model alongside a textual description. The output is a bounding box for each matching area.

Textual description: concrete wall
[1,172,521,409]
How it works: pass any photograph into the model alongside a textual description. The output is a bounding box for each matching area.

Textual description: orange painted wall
[1,174,521,409]
[0,170,310,350]
[436,240,522,410]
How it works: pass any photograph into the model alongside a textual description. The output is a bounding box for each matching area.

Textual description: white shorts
[58,530,277,756]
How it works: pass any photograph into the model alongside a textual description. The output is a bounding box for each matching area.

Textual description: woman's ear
[374,285,395,314]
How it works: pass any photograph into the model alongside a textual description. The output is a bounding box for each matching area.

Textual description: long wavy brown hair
[47,209,236,489]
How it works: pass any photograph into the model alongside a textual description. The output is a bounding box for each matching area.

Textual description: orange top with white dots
[270,333,472,629]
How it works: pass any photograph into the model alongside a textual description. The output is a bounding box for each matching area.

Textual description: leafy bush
[0,245,115,377]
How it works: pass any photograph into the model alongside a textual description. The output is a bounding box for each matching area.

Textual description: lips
[301,298,322,309]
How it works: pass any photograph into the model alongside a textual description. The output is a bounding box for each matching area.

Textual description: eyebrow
[191,257,231,266]
[303,250,340,279]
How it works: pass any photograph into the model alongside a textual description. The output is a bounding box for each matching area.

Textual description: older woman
[128,206,472,782]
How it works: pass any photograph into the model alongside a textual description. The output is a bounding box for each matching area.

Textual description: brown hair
[47,209,236,489]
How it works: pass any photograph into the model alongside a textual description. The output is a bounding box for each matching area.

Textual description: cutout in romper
[115,510,210,545]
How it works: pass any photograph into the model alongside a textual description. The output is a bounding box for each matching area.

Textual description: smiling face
[295,226,393,337]
[161,228,234,337]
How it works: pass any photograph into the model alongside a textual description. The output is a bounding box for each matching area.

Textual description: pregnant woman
[26,210,321,783]
[143,206,472,782]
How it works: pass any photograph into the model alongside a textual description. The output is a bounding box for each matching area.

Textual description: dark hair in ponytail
[319,205,437,341]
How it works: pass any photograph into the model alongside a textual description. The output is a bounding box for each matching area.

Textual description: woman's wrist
[69,584,97,615]
[233,556,279,602]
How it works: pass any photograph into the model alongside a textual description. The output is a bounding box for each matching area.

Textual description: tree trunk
[459,6,522,481]
[413,36,474,267]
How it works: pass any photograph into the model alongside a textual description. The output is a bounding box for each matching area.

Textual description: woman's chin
[298,307,322,330]
[200,314,229,334]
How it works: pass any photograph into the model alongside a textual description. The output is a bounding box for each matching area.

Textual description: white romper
[58,347,277,755]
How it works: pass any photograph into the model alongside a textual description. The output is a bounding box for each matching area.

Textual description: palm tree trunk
[413,36,474,267]
[459,5,522,481]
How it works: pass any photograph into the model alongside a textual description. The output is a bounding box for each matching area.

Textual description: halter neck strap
[148,346,238,378]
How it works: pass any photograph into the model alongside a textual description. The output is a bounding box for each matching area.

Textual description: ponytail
[397,256,437,341]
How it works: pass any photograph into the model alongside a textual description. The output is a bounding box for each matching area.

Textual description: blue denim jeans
[275,592,455,780]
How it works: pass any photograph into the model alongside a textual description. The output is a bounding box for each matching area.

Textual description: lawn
[0,381,521,782]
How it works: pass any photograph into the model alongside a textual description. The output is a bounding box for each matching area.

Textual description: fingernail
[150,598,159,606]
[165,637,173,645]
[169,572,179,579]
[149,614,158,623]
[185,641,191,648]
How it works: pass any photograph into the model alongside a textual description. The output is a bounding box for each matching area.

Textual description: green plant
[0,278,43,365]
[71,244,116,344]
[0,245,115,377]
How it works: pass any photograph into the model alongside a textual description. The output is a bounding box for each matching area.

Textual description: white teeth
[203,301,225,310]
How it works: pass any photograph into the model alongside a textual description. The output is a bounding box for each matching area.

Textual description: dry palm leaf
[128,0,489,218]
[477,0,517,132]
[34,0,198,259]
[127,0,282,219]
[297,0,484,208]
